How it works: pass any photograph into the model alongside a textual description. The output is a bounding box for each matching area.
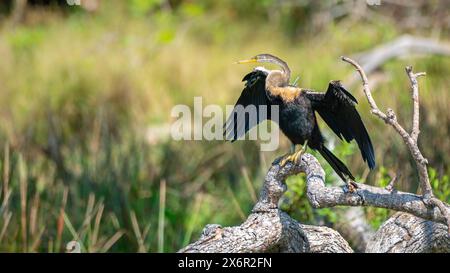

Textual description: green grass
[0,1,449,252]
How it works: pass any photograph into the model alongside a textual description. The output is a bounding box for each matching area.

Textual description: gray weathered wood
[366,212,450,253]
[178,155,353,253]
[179,153,449,253]
[179,58,450,253]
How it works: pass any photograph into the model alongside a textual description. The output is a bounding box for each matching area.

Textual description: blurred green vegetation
[0,0,449,252]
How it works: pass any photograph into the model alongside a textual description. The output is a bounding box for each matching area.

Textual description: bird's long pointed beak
[235,58,257,64]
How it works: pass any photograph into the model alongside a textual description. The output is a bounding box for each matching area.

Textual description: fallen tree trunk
[366,212,450,253]
[179,154,450,253]
[179,155,353,253]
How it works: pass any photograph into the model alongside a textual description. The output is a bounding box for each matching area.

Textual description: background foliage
[0,0,448,252]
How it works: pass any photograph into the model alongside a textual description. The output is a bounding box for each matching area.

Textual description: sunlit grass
[0,2,449,252]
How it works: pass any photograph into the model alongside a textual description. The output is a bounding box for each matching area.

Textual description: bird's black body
[275,91,357,181]
[225,56,375,182]
[277,94,316,146]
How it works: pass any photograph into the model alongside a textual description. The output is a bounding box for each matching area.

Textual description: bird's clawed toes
[280,150,304,167]
[280,154,293,167]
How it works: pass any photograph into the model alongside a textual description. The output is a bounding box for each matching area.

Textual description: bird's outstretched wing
[305,80,375,169]
[224,68,271,141]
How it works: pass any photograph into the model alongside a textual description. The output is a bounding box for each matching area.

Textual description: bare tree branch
[406,66,425,142]
[348,35,450,85]
[385,173,399,192]
[341,56,450,233]
[298,154,450,225]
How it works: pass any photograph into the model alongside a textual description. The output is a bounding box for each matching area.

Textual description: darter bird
[224,54,375,190]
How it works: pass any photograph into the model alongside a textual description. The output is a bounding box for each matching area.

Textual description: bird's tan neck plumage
[265,70,301,102]
[267,86,302,102]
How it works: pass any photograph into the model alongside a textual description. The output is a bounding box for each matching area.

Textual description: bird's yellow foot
[280,153,295,167]
[280,148,305,167]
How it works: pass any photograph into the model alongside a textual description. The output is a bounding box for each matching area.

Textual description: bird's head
[237,54,286,66]
[237,53,291,85]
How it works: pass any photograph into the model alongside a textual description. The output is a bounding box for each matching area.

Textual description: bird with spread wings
[224,54,375,190]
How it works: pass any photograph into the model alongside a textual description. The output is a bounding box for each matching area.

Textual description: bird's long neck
[279,61,291,82]
[263,57,301,102]
[266,57,291,83]
[266,71,289,89]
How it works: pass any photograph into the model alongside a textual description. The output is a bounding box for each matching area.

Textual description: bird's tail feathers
[318,146,355,181]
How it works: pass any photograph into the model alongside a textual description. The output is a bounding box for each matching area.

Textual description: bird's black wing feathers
[305,81,376,169]
[224,69,271,141]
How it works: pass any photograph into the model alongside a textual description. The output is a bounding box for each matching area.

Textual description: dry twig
[341,56,450,233]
